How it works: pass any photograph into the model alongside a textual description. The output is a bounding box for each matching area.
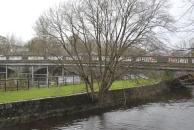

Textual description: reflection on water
[6,88,194,130]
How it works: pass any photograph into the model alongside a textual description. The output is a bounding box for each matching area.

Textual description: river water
[6,88,194,130]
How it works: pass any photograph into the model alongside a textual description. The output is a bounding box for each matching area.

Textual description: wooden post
[17,66,19,79]
[5,65,7,90]
[57,77,59,87]
[4,79,6,92]
[73,75,75,85]
[62,67,64,85]
[38,79,40,88]
[31,66,34,87]
[5,65,7,81]
[46,66,49,87]
[65,70,67,86]
[16,79,19,91]
[47,78,49,88]
[27,78,30,90]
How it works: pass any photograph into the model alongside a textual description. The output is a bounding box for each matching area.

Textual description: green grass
[0,78,159,104]
[111,78,158,90]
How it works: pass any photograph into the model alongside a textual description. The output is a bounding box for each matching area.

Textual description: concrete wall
[0,82,168,128]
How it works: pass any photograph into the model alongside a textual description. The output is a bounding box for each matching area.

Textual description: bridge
[0,55,193,90]
[0,55,193,68]
[0,55,194,75]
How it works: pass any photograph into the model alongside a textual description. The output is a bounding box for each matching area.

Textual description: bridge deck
[0,56,194,71]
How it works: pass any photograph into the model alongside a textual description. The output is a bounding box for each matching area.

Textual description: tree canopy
[34,0,174,103]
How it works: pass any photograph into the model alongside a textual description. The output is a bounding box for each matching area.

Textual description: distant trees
[0,34,65,56]
[34,0,173,104]
[26,37,64,56]
[0,35,9,55]
[0,34,24,55]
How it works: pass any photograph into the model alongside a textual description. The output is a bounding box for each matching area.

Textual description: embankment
[0,80,189,128]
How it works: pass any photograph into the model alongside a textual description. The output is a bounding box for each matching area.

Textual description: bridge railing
[1,55,194,65]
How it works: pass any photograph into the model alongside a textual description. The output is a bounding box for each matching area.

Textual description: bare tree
[34,0,174,104]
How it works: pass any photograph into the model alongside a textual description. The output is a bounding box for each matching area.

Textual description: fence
[0,75,82,92]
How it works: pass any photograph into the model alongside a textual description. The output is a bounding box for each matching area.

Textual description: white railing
[0,56,6,60]
[8,56,22,60]
[47,56,63,60]
[28,56,44,60]
[0,56,193,65]
[136,57,157,63]
[168,58,189,64]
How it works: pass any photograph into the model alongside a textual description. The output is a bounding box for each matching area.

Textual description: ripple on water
[53,99,194,130]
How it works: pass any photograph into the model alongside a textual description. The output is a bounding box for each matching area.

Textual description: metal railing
[0,75,82,92]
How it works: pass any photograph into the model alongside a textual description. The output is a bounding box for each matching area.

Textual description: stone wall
[0,82,168,128]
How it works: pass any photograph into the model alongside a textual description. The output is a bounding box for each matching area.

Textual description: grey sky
[0,0,66,41]
[0,0,192,45]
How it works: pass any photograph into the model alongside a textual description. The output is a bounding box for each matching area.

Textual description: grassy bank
[0,78,159,103]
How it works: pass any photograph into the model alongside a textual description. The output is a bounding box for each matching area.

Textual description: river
[5,88,194,130]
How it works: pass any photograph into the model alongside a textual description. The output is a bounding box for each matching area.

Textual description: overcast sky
[0,0,192,45]
[0,0,67,41]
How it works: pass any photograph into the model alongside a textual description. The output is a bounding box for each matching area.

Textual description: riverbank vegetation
[162,71,175,80]
[0,78,158,103]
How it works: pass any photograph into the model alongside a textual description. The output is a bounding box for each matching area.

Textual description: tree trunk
[85,82,96,102]
[98,90,105,106]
